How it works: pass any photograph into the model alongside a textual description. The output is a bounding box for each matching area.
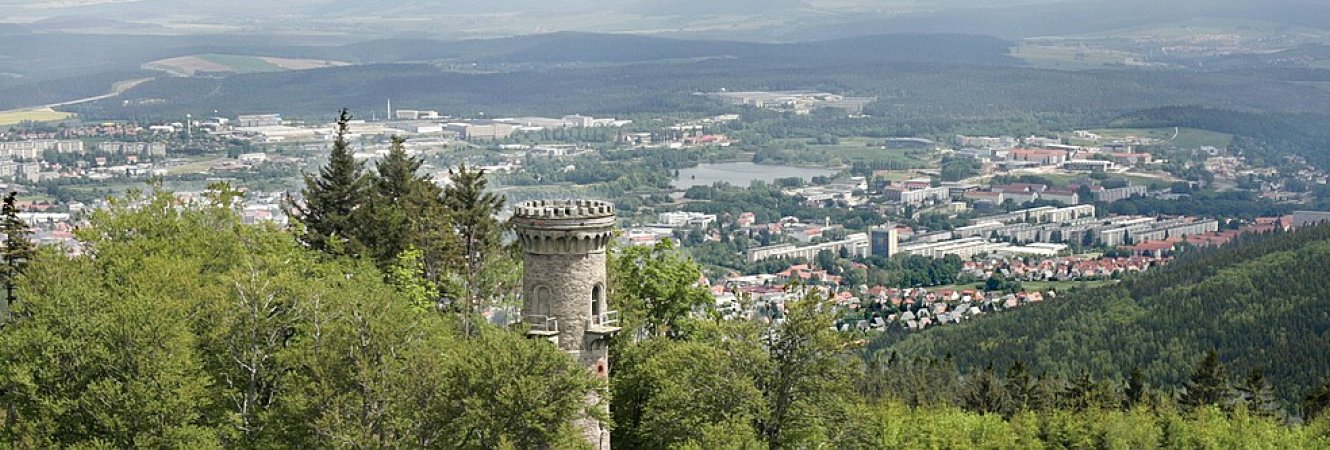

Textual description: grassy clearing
[1012,43,1133,70]
[1170,128,1233,148]
[17,194,56,203]
[1080,127,1232,149]
[873,170,927,182]
[777,137,931,167]
[0,109,75,126]
[166,157,229,175]
[198,54,286,74]
[1117,172,1178,188]
[1069,18,1330,39]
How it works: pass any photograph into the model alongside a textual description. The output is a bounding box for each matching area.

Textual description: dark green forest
[1111,106,1330,171]
[877,224,1330,407]
[36,29,1330,128]
[74,60,1330,124]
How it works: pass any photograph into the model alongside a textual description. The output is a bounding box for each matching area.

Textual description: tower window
[591,284,605,322]
[533,285,553,317]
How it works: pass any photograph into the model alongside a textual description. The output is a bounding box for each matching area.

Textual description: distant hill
[3,32,1019,112]
[781,0,1330,41]
[877,225,1330,403]
[338,32,1023,66]
[623,0,812,16]
[64,41,1330,123]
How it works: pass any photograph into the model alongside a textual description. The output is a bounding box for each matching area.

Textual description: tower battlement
[513,199,615,221]
[513,200,616,255]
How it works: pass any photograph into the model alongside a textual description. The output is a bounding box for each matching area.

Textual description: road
[41,77,154,108]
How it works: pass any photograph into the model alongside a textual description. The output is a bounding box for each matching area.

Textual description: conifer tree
[961,364,1012,416]
[442,163,509,311]
[362,136,454,271]
[1181,351,1231,411]
[1304,381,1330,422]
[1236,368,1280,418]
[0,192,33,321]
[1005,361,1038,414]
[293,109,371,256]
[1124,367,1148,409]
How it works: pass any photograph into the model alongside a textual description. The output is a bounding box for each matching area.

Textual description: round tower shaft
[513,199,619,450]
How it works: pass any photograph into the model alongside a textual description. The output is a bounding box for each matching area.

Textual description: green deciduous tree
[609,239,712,339]
[756,289,860,450]
[611,338,763,449]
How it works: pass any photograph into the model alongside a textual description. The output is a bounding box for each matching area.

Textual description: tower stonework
[513,199,619,450]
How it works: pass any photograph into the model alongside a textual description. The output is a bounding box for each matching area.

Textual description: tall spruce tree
[1236,368,1280,418]
[363,137,436,266]
[366,136,460,297]
[1304,381,1330,422]
[0,192,33,321]
[1124,367,1149,409]
[293,109,371,256]
[1004,361,1039,414]
[1181,351,1231,411]
[442,163,509,312]
[961,364,1012,416]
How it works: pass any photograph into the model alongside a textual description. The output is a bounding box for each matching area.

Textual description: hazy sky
[1,0,1325,42]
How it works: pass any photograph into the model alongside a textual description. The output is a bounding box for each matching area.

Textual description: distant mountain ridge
[339,32,1023,66]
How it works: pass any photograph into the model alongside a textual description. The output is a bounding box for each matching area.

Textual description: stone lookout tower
[513,199,620,450]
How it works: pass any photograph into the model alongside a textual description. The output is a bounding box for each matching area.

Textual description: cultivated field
[261,57,351,70]
[0,108,74,126]
[143,54,352,76]
[1012,43,1136,70]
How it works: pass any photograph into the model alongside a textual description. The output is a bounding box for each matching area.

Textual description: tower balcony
[524,315,560,342]
[587,310,621,336]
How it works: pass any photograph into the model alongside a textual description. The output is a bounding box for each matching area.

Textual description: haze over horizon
[3,0,1329,41]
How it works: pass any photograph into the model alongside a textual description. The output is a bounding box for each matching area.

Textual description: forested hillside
[72,57,1330,123]
[878,225,1330,405]
[338,32,1022,66]
[1111,106,1330,171]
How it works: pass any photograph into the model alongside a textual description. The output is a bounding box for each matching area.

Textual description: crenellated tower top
[513,200,616,255]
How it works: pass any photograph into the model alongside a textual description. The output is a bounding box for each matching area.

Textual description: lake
[672,162,839,189]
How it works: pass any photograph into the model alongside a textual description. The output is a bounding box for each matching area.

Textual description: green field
[165,157,230,175]
[1012,43,1134,70]
[1169,128,1234,148]
[1079,127,1232,149]
[198,54,285,74]
[0,109,74,126]
[1117,172,1176,188]
[777,137,931,167]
